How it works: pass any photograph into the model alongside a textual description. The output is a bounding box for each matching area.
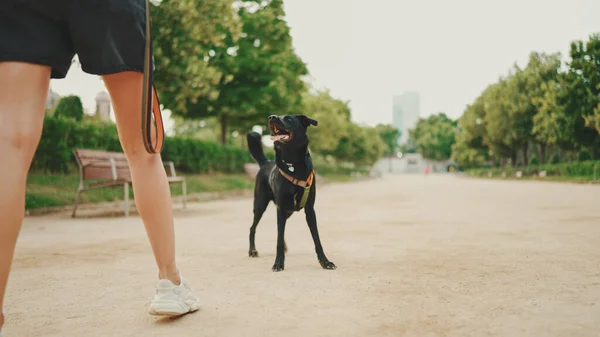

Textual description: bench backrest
[73,149,131,181]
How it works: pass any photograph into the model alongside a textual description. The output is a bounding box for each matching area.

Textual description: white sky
[50,0,600,128]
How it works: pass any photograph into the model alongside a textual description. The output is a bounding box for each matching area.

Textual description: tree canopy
[449,34,600,168]
[152,0,307,144]
[409,113,457,161]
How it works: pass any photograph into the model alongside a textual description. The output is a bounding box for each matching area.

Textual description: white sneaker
[148,277,200,316]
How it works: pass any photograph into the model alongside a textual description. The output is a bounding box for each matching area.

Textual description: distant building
[372,153,453,175]
[46,88,60,110]
[95,91,111,121]
[392,92,420,144]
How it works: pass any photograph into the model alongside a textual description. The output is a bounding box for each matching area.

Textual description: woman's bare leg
[0,62,50,330]
[103,71,199,316]
[102,71,180,283]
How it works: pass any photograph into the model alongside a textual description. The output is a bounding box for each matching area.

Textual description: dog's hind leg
[249,194,269,258]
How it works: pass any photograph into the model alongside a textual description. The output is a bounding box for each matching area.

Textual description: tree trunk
[511,151,518,167]
[220,114,227,145]
[539,143,546,164]
[522,143,529,166]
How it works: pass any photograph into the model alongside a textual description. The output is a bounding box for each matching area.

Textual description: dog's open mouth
[270,123,293,143]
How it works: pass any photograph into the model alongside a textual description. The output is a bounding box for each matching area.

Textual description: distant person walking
[0,1,199,334]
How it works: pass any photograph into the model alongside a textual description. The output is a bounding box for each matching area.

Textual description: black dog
[246,114,336,272]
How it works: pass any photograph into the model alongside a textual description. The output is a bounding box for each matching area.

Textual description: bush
[53,95,85,121]
[311,154,370,176]
[162,137,251,174]
[466,160,600,180]
[32,116,252,174]
[529,155,539,166]
[578,150,592,162]
[550,153,561,164]
[33,116,121,173]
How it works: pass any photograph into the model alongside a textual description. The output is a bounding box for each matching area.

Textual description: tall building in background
[392,91,420,144]
[46,88,60,110]
[95,91,112,122]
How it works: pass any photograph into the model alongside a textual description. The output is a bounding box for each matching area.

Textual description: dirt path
[5,175,600,337]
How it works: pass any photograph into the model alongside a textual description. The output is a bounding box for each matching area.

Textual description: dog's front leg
[305,206,337,270]
[272,207,288,272]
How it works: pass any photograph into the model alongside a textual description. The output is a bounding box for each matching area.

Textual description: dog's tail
[247,131,268,167]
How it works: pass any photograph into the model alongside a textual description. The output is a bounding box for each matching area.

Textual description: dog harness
[141,0,165,154]
[278,169,315,211]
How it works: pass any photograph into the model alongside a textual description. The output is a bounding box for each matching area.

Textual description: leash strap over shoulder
[141,0,165,154]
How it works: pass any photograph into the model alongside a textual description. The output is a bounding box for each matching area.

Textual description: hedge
[467,160,600,179]
[32,116,252,174]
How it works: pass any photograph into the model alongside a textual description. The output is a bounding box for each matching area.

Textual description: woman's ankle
[158,267,181,285]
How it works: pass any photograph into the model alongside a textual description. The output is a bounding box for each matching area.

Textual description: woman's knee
[122,143,162,167]
[0,63,50,158]
[0,119,44,157]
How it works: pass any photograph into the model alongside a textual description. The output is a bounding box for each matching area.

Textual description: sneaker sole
[148,300,200,317]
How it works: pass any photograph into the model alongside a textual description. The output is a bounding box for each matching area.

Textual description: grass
[465,161,600,185]
[25,171,254,210]
[465,171,599,184]
[25,167,371,211]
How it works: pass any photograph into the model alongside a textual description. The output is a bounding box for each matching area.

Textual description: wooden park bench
[72,149,187,217]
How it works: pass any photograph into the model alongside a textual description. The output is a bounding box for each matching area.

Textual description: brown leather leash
[141,0,165,154]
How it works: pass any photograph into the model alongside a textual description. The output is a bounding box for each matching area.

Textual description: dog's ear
[299,115,318,127]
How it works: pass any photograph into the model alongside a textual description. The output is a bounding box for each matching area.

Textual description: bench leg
[72,188,83,218]
[124,183,130,217]
[182,180,187,209]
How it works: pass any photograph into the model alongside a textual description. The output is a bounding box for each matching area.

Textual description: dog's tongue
[271,135,289,141]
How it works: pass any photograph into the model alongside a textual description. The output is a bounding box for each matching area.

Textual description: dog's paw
[320,260,337,270]
[248,250,259,258]
[272,260,285,272]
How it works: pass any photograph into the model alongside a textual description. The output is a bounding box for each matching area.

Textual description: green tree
[505,65,536,165]
[399,141,417,154]
[561,34,600,158]
[532,79,571,162]
[151,0,241,112]
[523,52,562,163]
[451,134,487,168]
[333,123,385,166]
[171,116,221,143]
[452,93,490,166]
[483,78,518,165]
[409,113,457,161]
[501,52,563,165]
[360,126,387,165]
[303,90,352,155]
[179,0,308,144]
[375,124,401,156]
[53,95,84,121]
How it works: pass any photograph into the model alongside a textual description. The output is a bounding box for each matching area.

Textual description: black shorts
[0,0,147,79]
